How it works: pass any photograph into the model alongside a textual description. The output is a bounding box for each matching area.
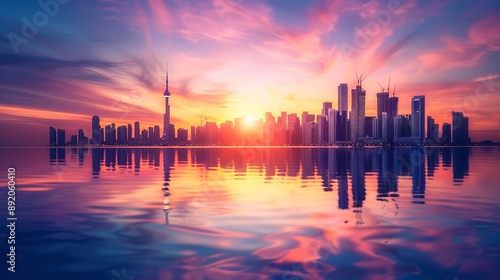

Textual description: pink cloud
[416,15,500,71]
[469,15,500,45]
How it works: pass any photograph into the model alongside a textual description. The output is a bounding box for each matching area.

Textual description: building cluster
[49,116,172,146]
[185,77,470,146]
[49,70,471,146]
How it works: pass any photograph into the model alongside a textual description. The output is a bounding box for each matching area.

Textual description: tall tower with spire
[163,64,171,145]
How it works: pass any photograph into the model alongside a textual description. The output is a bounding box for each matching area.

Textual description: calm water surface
[0,147,499,280]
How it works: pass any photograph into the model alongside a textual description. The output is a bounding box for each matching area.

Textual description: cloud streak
[1,0,500,145]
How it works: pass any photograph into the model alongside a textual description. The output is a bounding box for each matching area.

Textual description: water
[0,147,499,280]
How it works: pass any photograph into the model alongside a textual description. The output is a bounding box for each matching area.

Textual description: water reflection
[83,147,476,223]
[3,146,497,279]
[453,147,470,183]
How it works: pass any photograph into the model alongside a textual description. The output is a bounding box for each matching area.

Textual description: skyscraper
[322,102,332,116]
[351,81,366,142]
[134,121,140,144]
[287,113,300,145]
[327,108,337,145]
[154,125,160,145]
[111,123,116,145]
[376,90,389,139]
[78,129,85,145]
[317,115,327,145]
[163,65,171,145]
[141,129,148,144]
[148,127,154,145]
[442,123,451,144]
[91,115,102,145]
[127,124,132,144]
[190,126,196,143]
[381,113,388,142]
[411,95,425,143]
[338,84,348,113]
[49,127,56,146]
[117,126,127,145]
[427,116,439,144]
[206,122,218,145]
[338,83,348,141]
[387,94,399,143]
[452,111,470,145]
[105,125,111,145]
[57,129,65,146]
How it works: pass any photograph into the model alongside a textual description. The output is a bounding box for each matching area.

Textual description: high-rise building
[287,113,300,145]
[78,129,85,145]
[265,112,275,124]
[301,112,315,145]
[127,124,132,144]
[442,123,451,144]
[372,118,379,139]
[49,127,57,146]
[105,125,111,145]
[377,90,389,138]
[317,115,327,145]
[387,94,399,143]
[148,127,154,144]
[327,108,337,145]
[322,102,332,116]
[91,115,102,144]
[141,129,148,144]
[432,124,439,144]
[190,126,196,143]
[394,115,411,140]
[57,129,65,146]
[338,83,348,113]
[277,112,287,145]
[111,123,116,145]
[338,83,348,141]
[303,122,317,145]
[117,126,127,145]
[427,116,439,144]
[206,122,218,145]
[364,116,375,137]
[351,82,366,142]
[411,96,425,143]
[195,125,205,144]
[219,121,234,145]
[154,125,160,145]
[168,124,175,144]
[381,113,388,143]
[163,65,171,145]
[134,121,140,144]
[177,128,188,143]
[452,111,470,145]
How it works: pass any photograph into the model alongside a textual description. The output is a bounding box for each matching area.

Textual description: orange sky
[1,0,500,145]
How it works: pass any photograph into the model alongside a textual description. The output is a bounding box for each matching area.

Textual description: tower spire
[164,63,171,97]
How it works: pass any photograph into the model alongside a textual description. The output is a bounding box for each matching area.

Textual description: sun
[244,116,254,123]
[243,116,256,128]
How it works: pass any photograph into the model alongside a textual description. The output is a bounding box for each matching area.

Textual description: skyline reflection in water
[0,147,498,280]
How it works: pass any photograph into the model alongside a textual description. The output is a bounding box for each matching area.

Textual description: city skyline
[47,75,477,147]
[1,1,500,146]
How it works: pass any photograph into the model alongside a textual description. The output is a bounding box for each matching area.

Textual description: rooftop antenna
[393,85,396,97]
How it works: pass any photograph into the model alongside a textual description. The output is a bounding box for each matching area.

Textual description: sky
[0,0,500,146]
